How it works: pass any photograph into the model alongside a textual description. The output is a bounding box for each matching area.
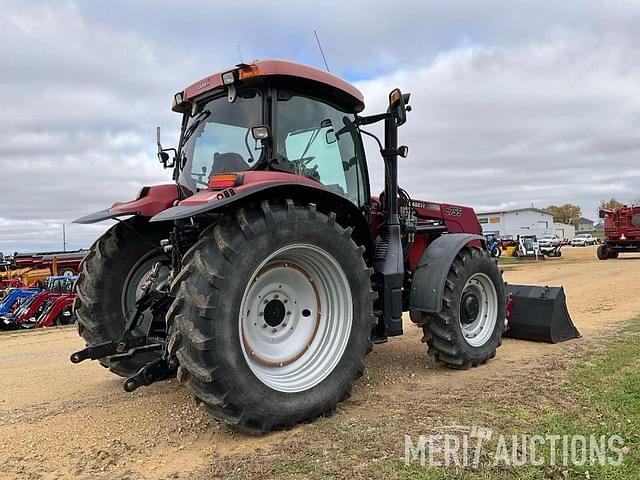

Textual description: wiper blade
[181,110,211,146]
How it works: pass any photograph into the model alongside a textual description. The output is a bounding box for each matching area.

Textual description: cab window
[276,93,367,206]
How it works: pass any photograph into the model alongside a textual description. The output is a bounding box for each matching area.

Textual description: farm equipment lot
[1,245,639,479]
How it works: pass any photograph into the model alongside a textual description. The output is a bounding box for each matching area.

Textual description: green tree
[599,198,624,212]
[545,203,582,226]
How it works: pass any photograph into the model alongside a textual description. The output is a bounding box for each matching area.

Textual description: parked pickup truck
[571,234,596,246]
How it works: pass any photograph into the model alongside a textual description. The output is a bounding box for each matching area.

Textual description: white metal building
[552,222,575,241]
[477,208,554,238]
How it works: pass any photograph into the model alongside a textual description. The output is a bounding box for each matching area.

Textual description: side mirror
[389,89,411,126]
[156,126,176,168]
[158,151,170,165]
[599,209,606,219]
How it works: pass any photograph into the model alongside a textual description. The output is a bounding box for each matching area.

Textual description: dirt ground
[1,245,639,479]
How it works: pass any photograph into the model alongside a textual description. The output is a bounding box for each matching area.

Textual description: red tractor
[33,294,75,328]
[597,205,640,259]
[1,276,76,330]
[71,60,550,433]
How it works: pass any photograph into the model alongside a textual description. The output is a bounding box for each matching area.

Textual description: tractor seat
[211,152,249,175]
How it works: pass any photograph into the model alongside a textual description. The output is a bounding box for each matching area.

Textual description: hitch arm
[123,356,176,392]
[70,335,150,364]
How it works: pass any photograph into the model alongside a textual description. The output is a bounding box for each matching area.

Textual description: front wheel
[597,244,608,260]
[412,248,505,369]
[169,200,376,433]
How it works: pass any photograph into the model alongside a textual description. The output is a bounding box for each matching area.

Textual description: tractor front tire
[412,247,505,369]
[168,200,375,434]
[74,218,170,377]
[597,244,608,260]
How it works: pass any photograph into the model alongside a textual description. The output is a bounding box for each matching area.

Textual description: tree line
[544,198,638,226]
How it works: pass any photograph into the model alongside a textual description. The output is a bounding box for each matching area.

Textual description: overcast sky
[2,0,640,254]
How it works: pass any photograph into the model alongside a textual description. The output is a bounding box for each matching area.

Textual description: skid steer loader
[71,59,577,433]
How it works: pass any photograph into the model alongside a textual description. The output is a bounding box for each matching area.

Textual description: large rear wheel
[168,200,375,433]
[412,247,505,369]
[74,218,170,377]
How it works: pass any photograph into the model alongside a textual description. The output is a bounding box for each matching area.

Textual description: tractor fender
[409,233,485,313]
[152,172,333,222]
[150,174,374,257]
[73,184,179,224]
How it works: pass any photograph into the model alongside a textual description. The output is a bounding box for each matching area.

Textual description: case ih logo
[445,206,463,217]
[197,79,211,90]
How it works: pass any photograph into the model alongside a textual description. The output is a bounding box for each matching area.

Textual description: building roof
[476,207,552,216]
[578,217,593,223]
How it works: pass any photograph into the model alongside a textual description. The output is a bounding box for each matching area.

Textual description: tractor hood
[74,184,179,224]
[151,171,332,222]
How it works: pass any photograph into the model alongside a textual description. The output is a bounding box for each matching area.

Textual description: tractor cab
[45,275,76,293]
[161,60,369,208]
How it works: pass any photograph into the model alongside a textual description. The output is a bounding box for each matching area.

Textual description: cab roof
[177,59,365,113]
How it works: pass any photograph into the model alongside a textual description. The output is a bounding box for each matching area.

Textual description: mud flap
[504,284,580,343]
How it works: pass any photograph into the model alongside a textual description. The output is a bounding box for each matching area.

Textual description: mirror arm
[356,112,391,126]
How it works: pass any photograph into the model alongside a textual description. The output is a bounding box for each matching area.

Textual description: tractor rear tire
[168,200,376,434]
[412,247,505,369]
[74,218,170,377]
[597,245,608,260]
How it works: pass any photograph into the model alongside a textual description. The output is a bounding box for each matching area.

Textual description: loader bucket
[504,284,580,343]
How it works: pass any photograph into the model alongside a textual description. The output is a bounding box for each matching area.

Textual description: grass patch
[271,459,339,479]
[384,315,640,479]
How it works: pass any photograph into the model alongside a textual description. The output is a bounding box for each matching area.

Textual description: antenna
[314,29,330,72]
[237,43,244,63]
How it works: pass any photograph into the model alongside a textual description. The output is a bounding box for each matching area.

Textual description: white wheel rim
[459,272,498,347]
[239,244,352,393]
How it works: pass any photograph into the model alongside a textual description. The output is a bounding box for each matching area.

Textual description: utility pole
[62,223,67,252]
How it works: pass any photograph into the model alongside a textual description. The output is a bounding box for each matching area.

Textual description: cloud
[356,37,640,217]
[1,0,640,253]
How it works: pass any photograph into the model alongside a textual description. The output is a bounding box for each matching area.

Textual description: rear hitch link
[70,261,177,391]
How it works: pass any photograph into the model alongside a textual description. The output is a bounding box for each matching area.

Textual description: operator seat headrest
[211,152,248,175]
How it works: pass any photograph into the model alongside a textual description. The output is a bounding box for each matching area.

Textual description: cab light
[208,173,243,189]
[222,71,235,85]
[238,64,262,80]
[389,88,401,105]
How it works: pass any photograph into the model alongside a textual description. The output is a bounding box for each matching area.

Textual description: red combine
[597,205,640,259]
[12,250,87,276]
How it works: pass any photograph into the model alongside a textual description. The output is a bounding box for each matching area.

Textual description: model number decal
[216,188,236,200]
[445,206,462,217]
